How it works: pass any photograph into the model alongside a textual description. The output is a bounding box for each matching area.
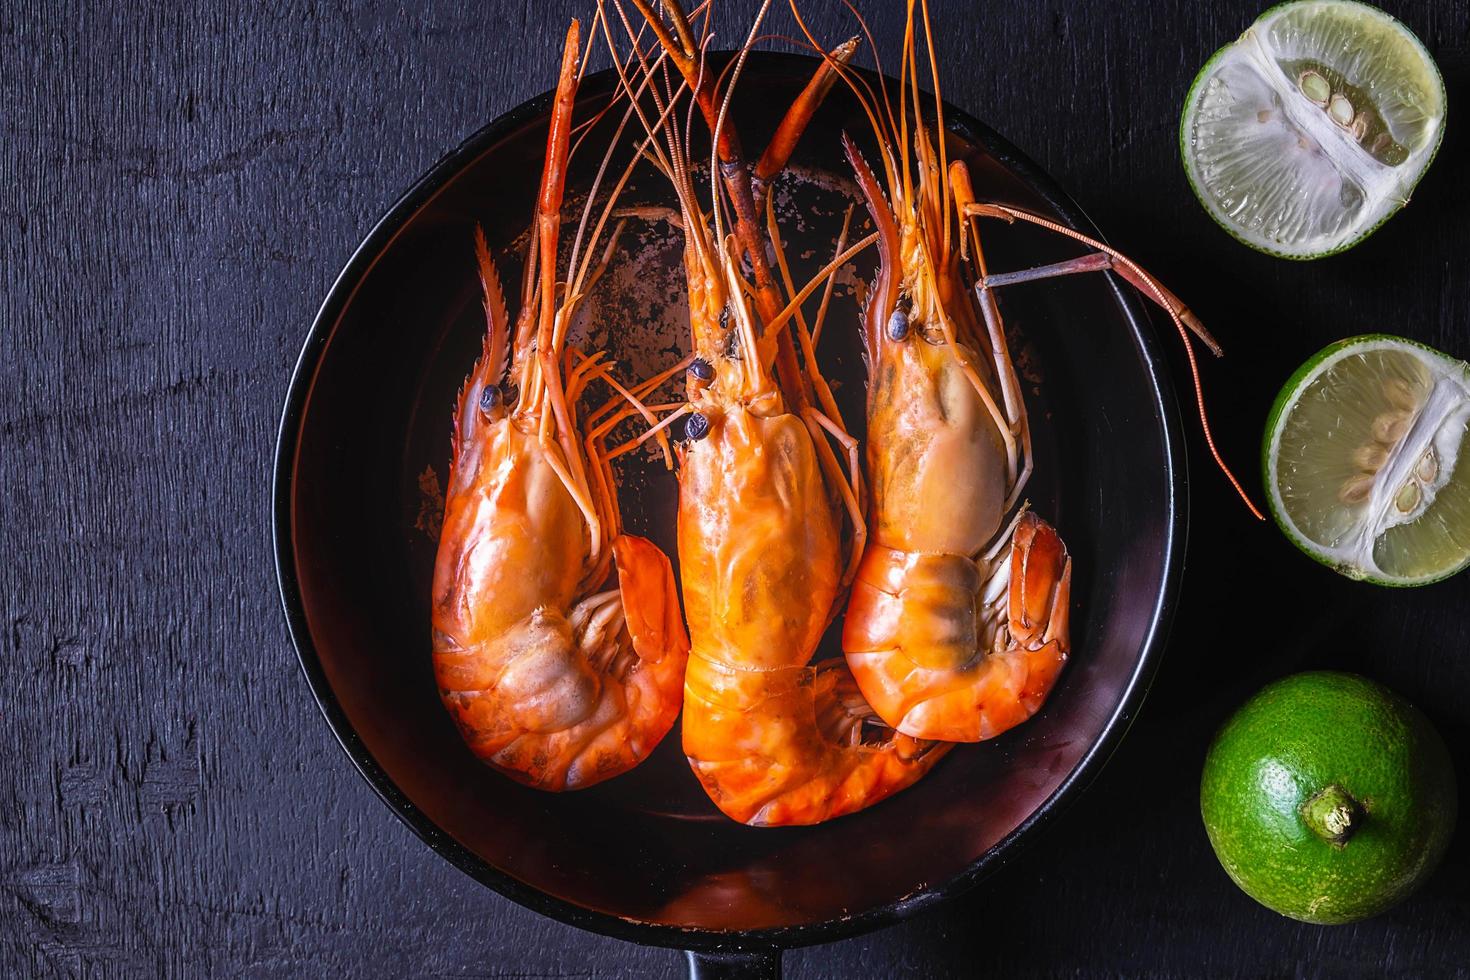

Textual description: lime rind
[1201,671,1458,924]
[1180,0,1446,260]
[1263,335,1470,586]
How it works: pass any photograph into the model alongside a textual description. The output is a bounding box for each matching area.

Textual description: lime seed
[1385,376,1421,411]
[1354,443,1388,471]
[1395,481,1421,513]
[1372,411,1410,444]
[1340,473,1375,505]
[1299,69,1331,104]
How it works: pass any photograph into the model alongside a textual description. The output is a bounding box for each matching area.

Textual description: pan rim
[271,50,1187,953]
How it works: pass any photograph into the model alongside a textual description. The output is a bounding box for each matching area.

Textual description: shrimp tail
[613,534,689,669]
[846,512,1071,742]
[684,654,949,827]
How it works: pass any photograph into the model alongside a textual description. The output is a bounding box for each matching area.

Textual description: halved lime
[1181,0,1445,259]
[1265,335,1470,585]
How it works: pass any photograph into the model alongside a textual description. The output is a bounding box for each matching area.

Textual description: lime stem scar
[1301,783,1364,846]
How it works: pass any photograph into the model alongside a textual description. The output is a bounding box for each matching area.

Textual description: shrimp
[431,19,689,791]
[788,0,1258,742]
[606,0,947,826]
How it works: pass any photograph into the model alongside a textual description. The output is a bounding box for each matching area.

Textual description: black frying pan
[273,53,1186,978]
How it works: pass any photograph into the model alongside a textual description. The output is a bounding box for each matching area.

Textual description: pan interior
[283,58,1176,935]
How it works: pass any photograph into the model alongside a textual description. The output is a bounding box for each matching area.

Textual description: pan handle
[685,949,782,979]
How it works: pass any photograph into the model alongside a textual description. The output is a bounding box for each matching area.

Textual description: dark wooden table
[4,1,1468,976]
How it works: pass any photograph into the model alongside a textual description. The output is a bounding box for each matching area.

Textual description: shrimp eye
[479,384,501,414]
[688,357,714,381]
[887,307,911,342]
[685,412,710,441]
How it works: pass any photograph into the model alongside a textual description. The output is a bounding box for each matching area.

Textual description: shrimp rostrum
[607,0,948,826]
[431,20,689,791]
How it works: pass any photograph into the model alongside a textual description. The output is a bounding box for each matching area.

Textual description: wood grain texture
[2,0,1468,976]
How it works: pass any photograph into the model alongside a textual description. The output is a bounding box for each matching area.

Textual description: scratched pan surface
[275,53,1185,952]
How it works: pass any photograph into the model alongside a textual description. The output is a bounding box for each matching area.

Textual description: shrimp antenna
[601,0,716,290]
[838,0,899,143]
[787,1,901,199]
[708,0,772,248]
[631,0,814,409]
[916,0,951,260]
[566,24,688,309]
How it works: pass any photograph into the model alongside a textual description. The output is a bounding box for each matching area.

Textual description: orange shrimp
[606,0,947,826]
[789,0,1253,742]
[431,20,689,791]
[795,0,1072,744]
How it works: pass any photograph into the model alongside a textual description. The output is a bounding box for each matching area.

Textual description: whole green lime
[1201,672,1456,924]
